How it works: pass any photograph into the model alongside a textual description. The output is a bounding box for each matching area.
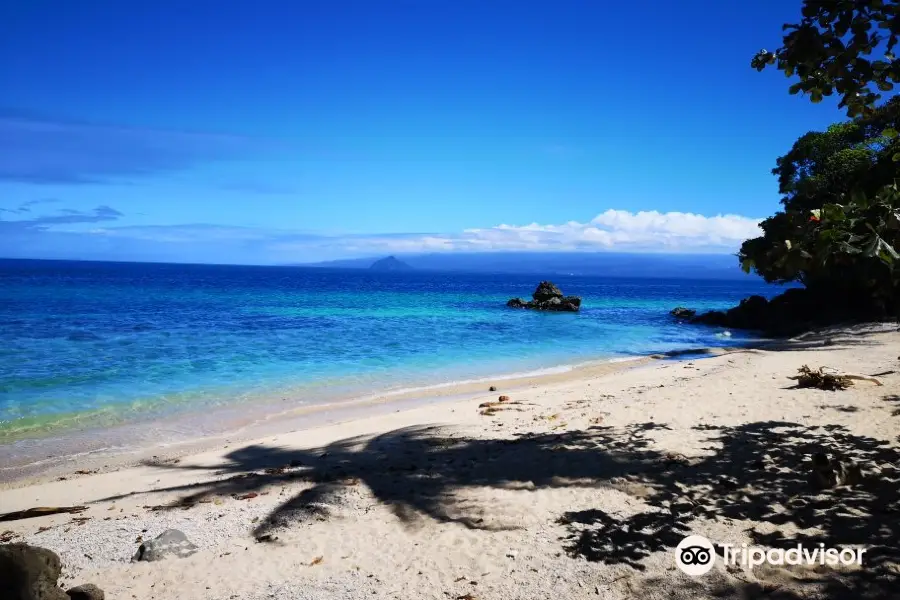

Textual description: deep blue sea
[0,259,779,443]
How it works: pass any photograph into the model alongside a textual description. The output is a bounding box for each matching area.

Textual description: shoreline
[0,323,896,599]
[0,352,659,487]
[0,339,750,487]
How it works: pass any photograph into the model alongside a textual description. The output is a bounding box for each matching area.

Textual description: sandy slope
[1,324,899,599]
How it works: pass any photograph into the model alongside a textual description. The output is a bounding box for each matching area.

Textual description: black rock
[132,529,199,562]
[670,307,696,320]
[531,281,563,302]
[689,288,836,336]
[506,281,581,312]
[66,584,105,600]
[0,543,68,600]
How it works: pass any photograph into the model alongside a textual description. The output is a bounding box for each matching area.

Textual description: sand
[1,324,899,599]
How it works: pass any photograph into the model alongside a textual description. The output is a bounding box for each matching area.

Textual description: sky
[0,0,851,264]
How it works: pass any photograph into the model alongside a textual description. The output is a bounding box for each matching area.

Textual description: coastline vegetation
[698,0,900,332]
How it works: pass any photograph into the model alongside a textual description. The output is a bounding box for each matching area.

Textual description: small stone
[489,386,497,392]
[67,583,105,600]
[498,395,511,402]
[132,529,199,562]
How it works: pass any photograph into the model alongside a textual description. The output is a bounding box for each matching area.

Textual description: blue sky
[1,0,849,264]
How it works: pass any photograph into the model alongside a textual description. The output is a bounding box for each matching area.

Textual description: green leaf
[882,239,900,260]
[740,258,755,274]
[884,128,899,139]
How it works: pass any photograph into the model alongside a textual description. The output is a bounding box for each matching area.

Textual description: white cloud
[266,210,763,258]
[8,209,764,263]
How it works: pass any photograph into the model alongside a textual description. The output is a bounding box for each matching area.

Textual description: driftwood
[789,365,883,391]
[0,506,88,523]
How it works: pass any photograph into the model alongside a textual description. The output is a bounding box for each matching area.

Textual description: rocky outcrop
[670,307,696,320]
[0,544,67,600]
[0,544,104,600]
[506,281,581,312]
[132,529,198,562]
[675,286,890,337]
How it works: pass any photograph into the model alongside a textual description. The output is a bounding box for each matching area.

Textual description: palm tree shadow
[123,422,672,535]
[111,419,900,598]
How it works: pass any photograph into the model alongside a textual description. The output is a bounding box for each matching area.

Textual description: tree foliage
[752,0,900,117]
[742,1,900,320]
[739,98,900,313]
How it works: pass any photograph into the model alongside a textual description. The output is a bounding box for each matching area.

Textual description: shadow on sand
[108,415,900,599]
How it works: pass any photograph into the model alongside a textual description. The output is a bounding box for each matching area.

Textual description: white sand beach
[2,324,899,600]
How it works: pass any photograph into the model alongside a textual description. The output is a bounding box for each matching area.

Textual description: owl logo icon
[675,535,716,576]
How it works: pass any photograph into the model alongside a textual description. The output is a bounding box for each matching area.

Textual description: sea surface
[0,259,781,444]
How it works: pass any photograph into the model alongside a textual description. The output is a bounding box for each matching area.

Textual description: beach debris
[0,543,68,600]
[489,386,497,392]
[456,594,478,600]
[308,555,324,566]
[255,533,279,543]
[0,530,18,542]
[235,492,259,500]
[809,452,863,489]
[132,529,199,562]
[66,583,106,600]
[498,395,510,402]
[789,365,883,390]
[0,506,88,523]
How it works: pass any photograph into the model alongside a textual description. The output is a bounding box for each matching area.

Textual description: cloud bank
[0,202,124,234]
[0,207,762,263]
[0,110,272,184]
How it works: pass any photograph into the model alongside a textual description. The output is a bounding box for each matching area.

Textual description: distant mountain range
[292,252,752,280]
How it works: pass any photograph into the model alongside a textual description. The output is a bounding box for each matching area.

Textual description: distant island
[369,256,412,271]
[296,252,749,279]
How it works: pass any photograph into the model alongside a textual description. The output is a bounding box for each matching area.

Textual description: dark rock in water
[686,287,875,337]
[506,281,581,312]
[369,255,412,271]
[692,295,771,330]
[670,307,696,320]
[132,529,198,562]
[532,281,564,302]
[0,543,68,600]
[66,584,105,600]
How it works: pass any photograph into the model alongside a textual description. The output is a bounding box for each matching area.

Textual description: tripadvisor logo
[675,535,866,576]
[676,535,716,576]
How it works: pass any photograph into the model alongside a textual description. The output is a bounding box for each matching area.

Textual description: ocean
[0,259,779,446]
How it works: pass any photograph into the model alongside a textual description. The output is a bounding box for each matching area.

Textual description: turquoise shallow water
[0,259,779,442]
